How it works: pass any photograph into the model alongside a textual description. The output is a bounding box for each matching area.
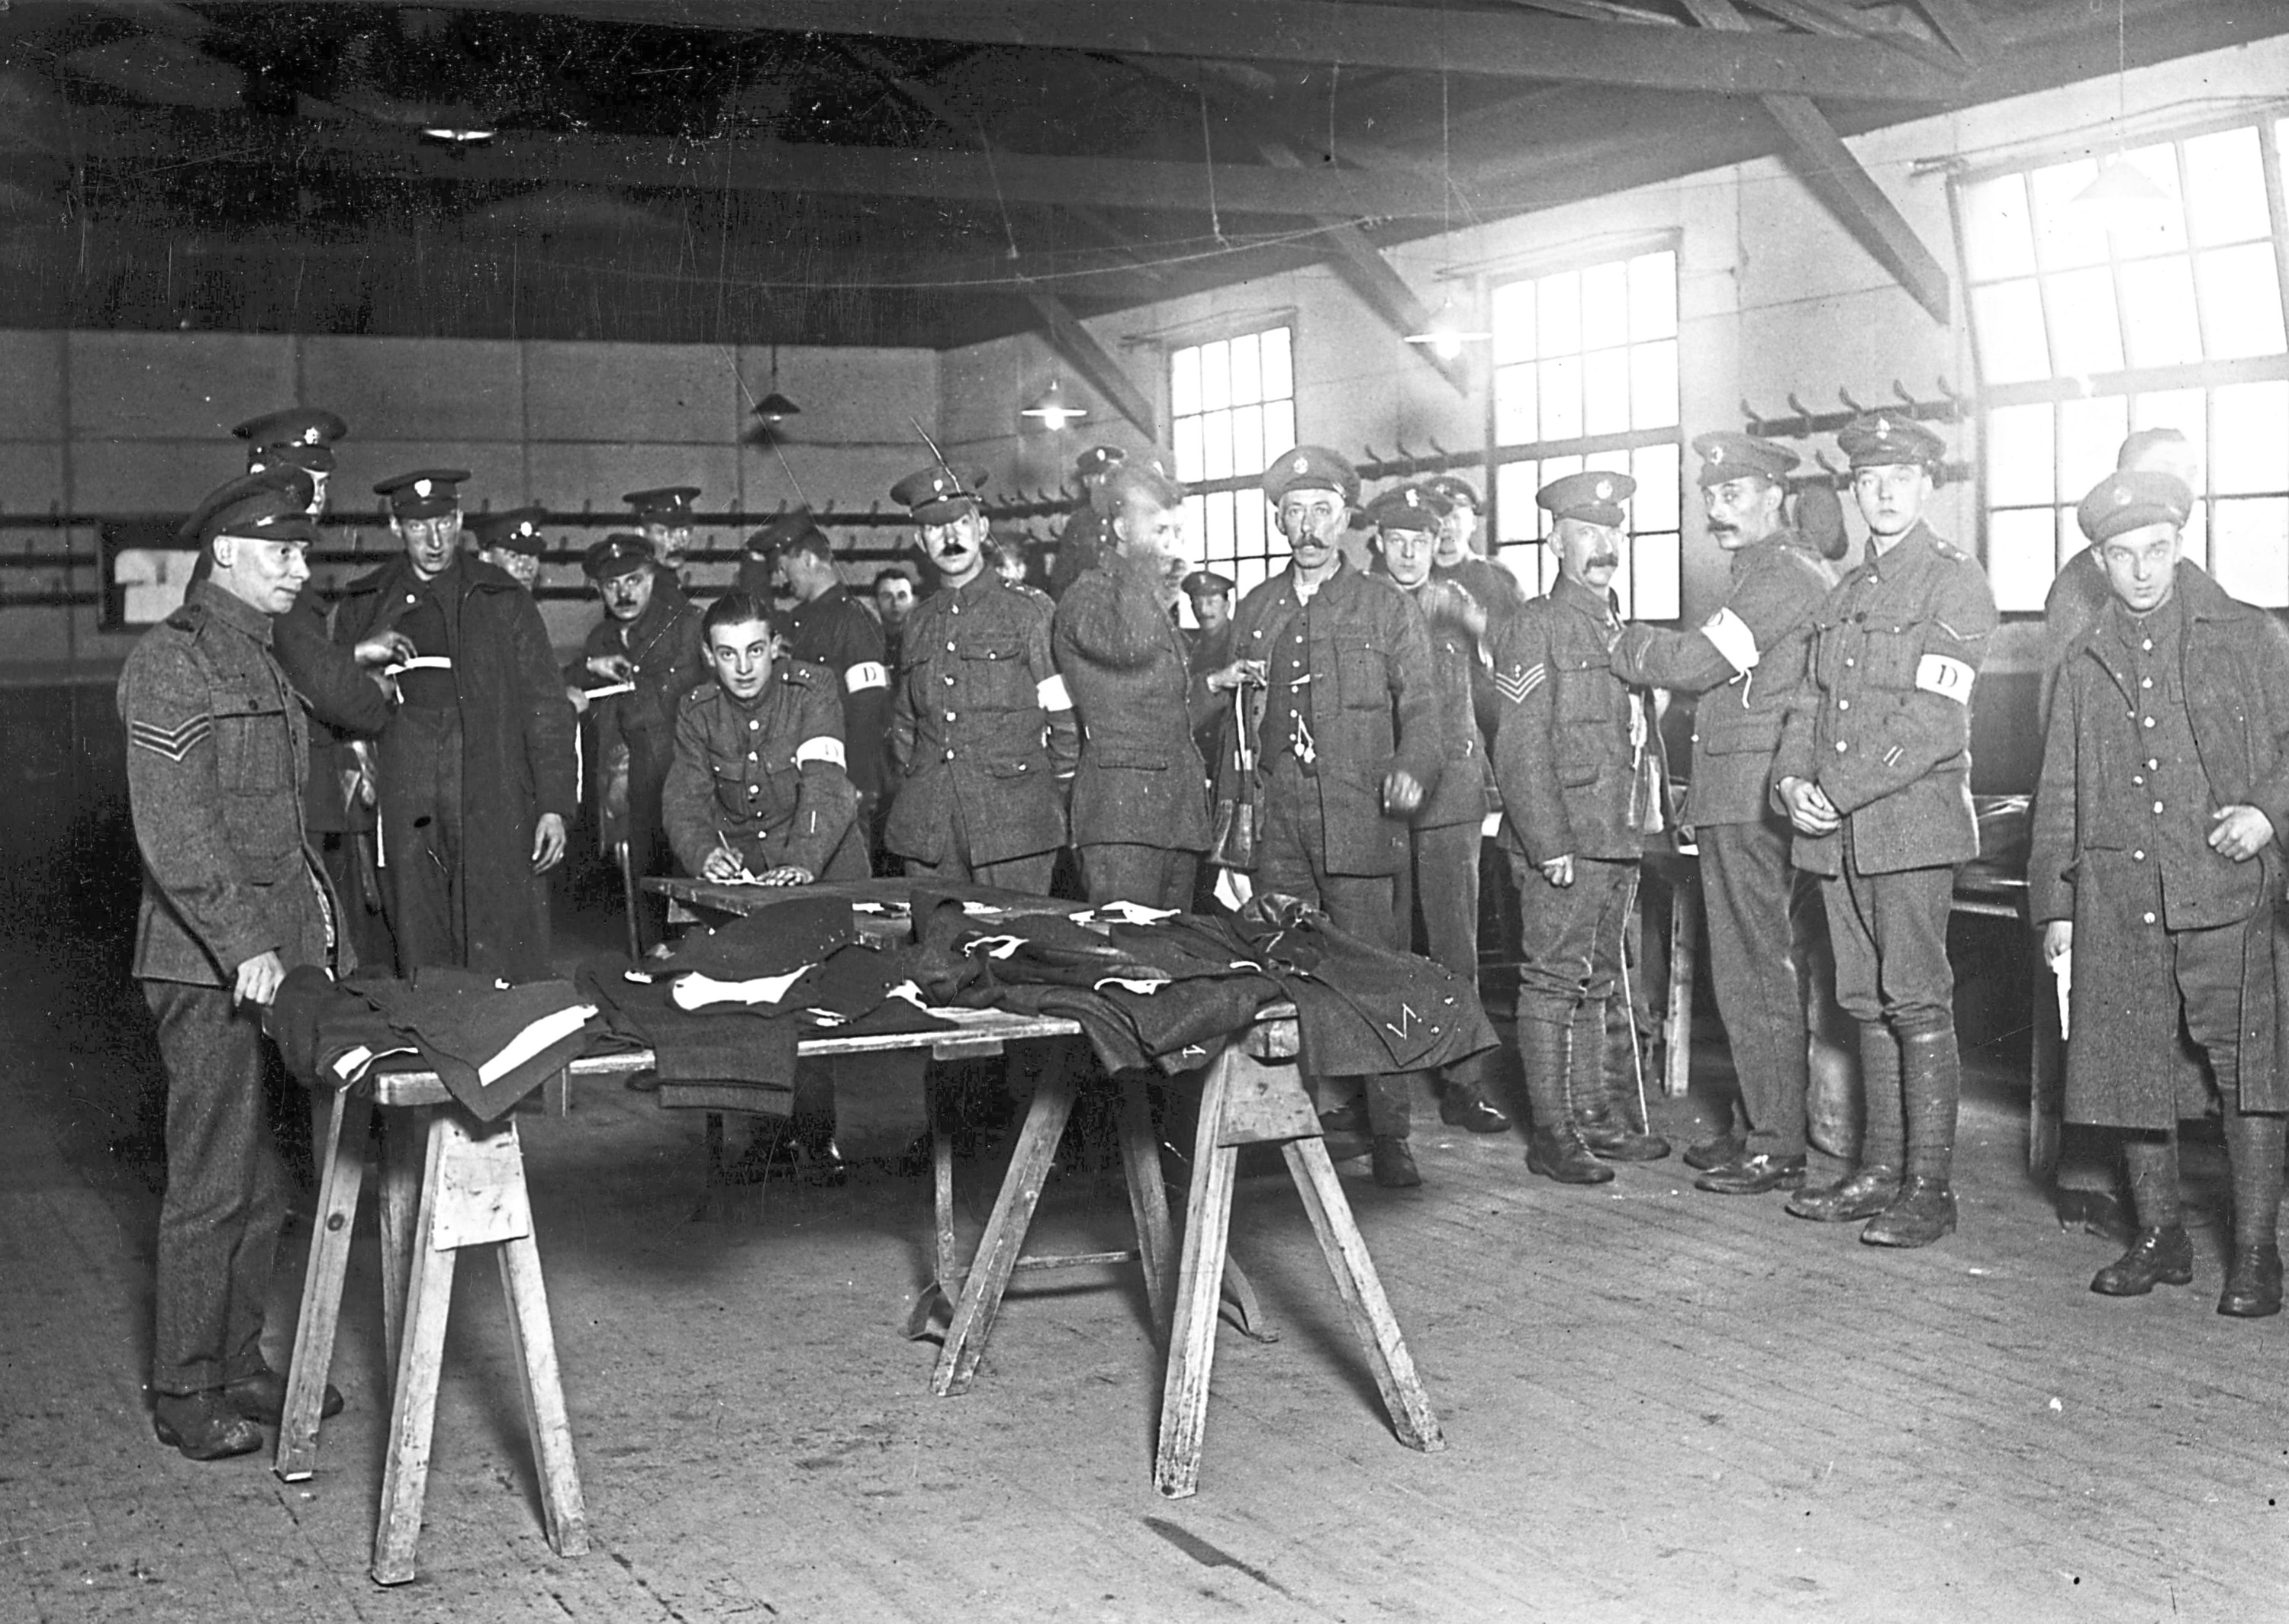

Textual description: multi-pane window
[1487,246,1683,619]
[1171,326,1297,599]
[1959,117,2289,611]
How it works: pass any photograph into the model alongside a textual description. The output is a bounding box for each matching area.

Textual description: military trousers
[1821,855,1955,1039]
[901,784,1057,894]
[1255,765,1409,1137]
[1510,852,1638,1037]
[143,979,291,1397]
[1080,842,1200,912]
[1396,820,1487,1089]
[1700,815,1814,1158]
[378,706,465,975]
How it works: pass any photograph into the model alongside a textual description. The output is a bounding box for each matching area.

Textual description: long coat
[332,554,577,981]
[2030,564,2289,1126]
[1052,550,1214,854]
[1772,523,1996,876]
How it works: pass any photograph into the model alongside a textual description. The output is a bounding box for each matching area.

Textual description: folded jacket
[578,960,800,1093]
[361,969,603,1121]
[655,894,858,979]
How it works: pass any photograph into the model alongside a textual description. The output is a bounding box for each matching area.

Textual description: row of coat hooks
[1740,378,1972,484]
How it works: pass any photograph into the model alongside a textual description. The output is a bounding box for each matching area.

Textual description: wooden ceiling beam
[1908,0,1994,66]
[439,0,1966,101]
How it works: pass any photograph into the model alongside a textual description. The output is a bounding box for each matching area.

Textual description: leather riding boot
[1899,1026,1962,1185]
[1787,1022,1902,1220]
[1573,1002,1666,1162]
[1520,1010,1611,1185]
[2093,1134,2192,1295]
[2221,1108,2286,1317]
[1602,990,1670,1159]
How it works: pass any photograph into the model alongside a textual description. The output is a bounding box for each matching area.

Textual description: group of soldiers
[116,391,2289,1461]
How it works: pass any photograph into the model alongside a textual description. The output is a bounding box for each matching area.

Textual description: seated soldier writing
[664,591,868,886]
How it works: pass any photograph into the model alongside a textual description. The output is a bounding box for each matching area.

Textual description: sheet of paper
[382,654,454,677]
[583,680,636,699]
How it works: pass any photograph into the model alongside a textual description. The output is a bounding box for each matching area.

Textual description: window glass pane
[1236,490,1267,557]
[2057,506,2083,571]
[2184,127,2271,246]
[1198,339,1231,412]
[2197,245,2287,359]
[1584,447,1631,477]
[1540,452,1584,490]
[1235,555,1273,600]
[1492,279,1536,364]
[1181,494,1206,555]
[1171,347,1202,419]
[1582,349,1630,436]
[2030,159,2107,270]
[1538,270,1582,355]
[1962,173,2037,280]
[2211,497,2289,607]
[1229,404,1264,481]
[1972,281,2050,383]
[1494,363,1538,445]
[1261,399,1296,466]
[1495,461,1540,545]
[2117,257,2202,368]
[1228,333,1261,407]
[1260,326,1293,402]
[1539,355,1583,441]
[2131,388,2207,481]
[1631,442,1679,532]
[1206,490,1235,555]
[1200,409,1234,481]
[1173,415,1205,482]
[1631,533,1680,622]
[2210,381,2289,494]
[1629,250,1678,339]
[1984,404,2055,506]
[1580,261,1631,350]
[2180,504,2210,574]
[1630,339,1679,429]
[2058,394,2130,503]
[2104,144,2188,259]
[2046,265,2125,377]
[1986,507,2058,613]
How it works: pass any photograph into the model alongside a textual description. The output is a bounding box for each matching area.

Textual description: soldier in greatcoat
[121,475,349,1459]
[1492,471,1671,1185]
[1611,433,1835,1196]
[2032,469,2289,1317]
[1775,415,1997,1247]
[883,463,1079,892]
[1211,445,1442,1188]
[752,515,892,844]
[1053,461,1213,911]
[1367,483,1508,1135]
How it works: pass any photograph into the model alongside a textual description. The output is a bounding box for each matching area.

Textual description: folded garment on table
[359,968,602,1121]
[654,893,858,979]
[263,966,417,1087]
[579,960,799,1099]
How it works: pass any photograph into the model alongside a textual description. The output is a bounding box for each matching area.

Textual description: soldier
[331,470,577,979]
[750,516,892,833]
[1183,568,1236,669]
[872,566,919,669]
[232,407,346,513]
[578,533,708,947]
[1423,472,1530,629]
[1492,472,1671,1185]
[2033,469,2289,1315]
[1611,433,1835,1195]
[625,484,703,595]
[472,506,548,591]
[121,474,348,1459]
[1053,460,1212,910]
[1367,483,1508,1134]
[1046,444,1128,599]
[883,463,1079,892]
[1775,414,1997,1247]
[1212,445,1441,1188]
[663,591,865,886]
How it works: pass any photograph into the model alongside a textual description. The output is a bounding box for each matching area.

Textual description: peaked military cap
[1182,568,1235,599]
[1837,412,1946,473]
[891,463,989,524]
[1365,483,1446,534]
[1421,473,1482,512]
[233,408,347,474]
[1074,445,1128,481]
[1090,449,1174,515]
[185,471,318,549]
[1102,460,1186,513]
[623,485,702,523]
[2076,468,2194,544]
[583,532,654,582]
[472,506,549,556]
[745,507,829,558]
[1537,470,1637,528]
[1692,431,1799,487]
[1262,445,1360,506]
[374,468,470,519]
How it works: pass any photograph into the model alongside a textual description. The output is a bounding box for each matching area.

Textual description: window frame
[1166,318,1300,605]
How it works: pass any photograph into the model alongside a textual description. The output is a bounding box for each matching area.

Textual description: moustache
[1586,555,1620,570]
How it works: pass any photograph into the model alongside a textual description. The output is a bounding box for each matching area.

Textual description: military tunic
[272,593,394,968]
[1611,531,1832,1157]
[777,582,890,810]
[2031,567,2289,1127]
[584,586,708,870]
[885,572,1080,890]
[1053,549,1214,908]
[663,659,865,883]
[120,580,343,1397]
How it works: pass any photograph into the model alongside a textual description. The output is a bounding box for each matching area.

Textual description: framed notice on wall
[101,520,199,632]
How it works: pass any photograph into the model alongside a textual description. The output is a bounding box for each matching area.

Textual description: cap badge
[413,478,433,499]
[1875,416,1892,436]
[1293,455,1309,474]
[1708,444,1725,462]
[2116,489,2133,506]
[301,426,322,445]
[1594,478,1613,500]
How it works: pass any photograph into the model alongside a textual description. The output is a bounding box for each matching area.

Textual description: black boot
[1860,1027,1960,1246]
[1438,1067,1511,1133]
[2220,1107,2286,1317]
[1861,1174,1956,1247]
[1370,1135,1422,1188]
[1573,1002,1666,1162]
[1520,1010,1611,1185]
[2093,1133,2191,1296]
[1788,1022,1903,1221]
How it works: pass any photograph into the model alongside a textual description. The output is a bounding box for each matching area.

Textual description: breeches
[1510,852,1637,1034]
[1822,857,1956,1038]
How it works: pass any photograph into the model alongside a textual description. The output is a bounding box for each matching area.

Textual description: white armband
[1036,674,1073,712]
[1700,606,1760,674]
[794,735,847,769]
[845,661,888,693]
[1914,653,1975,705]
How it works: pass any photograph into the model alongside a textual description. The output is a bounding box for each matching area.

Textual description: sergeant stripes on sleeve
[1493,663,1546,706]
[127,713,214,763]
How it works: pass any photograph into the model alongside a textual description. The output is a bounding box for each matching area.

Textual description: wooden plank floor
[6,929,2288,1622]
